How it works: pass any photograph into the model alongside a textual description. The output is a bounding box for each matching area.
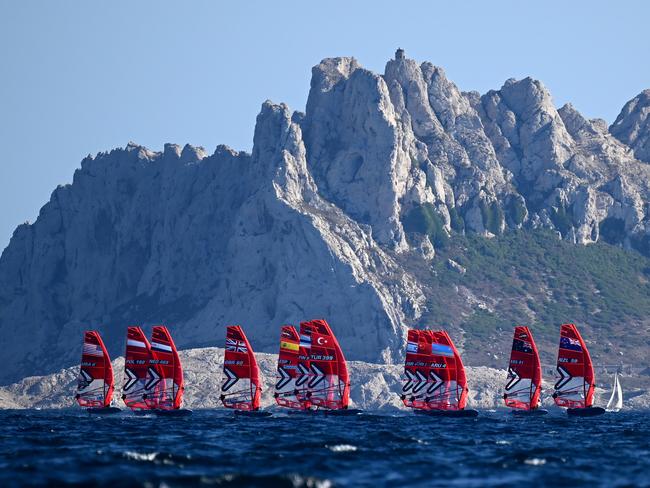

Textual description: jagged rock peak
[252,99,316,203]
[180,144,207,162]
[499,77,556,115]
[213,144,244,158]
[163,143,182,159]
[304,54,418,250]
[252,100,295,162]
[558,103,602,139]
[308,57,361,95]
[610,89,650,163]
[124,141,159,160]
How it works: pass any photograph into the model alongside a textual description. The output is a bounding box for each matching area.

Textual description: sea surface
[0,409,648,487]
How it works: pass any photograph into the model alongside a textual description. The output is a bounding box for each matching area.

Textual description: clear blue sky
[1,1,649,250]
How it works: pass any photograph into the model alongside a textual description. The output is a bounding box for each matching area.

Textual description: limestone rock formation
[610,89,650,163]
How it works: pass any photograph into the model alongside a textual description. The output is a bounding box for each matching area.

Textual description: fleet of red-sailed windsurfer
[75,320,622,417]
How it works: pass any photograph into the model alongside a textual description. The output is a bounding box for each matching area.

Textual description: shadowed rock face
[1,50,649,384]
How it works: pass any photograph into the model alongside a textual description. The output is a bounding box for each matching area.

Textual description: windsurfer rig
[401,328,478,417]
[73,321,622,416]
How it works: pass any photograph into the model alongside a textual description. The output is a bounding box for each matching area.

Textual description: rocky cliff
[1,50,649,383]
[610,89,650,163]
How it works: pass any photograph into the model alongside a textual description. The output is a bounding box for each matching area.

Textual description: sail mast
[295,322,313,409]
[100,334,115,407]
[578,325,596,408]
[443,331,468,410]
[150,326,184,410]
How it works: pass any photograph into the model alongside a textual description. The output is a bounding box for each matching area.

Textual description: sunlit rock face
[610,89,650,164]
[1,49,649,383]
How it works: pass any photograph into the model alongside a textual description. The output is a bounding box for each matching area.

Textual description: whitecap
[496,440,511,445]
[524,458,546,466]
[123,451,158,462]
[288,474,333,488]
[327,444,357,452]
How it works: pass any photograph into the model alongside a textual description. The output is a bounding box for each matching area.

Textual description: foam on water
[123,451,158,462]
[327,444,358,452]
[524,458,546,466]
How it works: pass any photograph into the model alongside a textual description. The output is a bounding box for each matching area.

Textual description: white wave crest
[327,444,357,452]
[123,451,158,462]
[524,458,546,466]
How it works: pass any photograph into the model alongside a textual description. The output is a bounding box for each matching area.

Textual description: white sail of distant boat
[605,372,623,412]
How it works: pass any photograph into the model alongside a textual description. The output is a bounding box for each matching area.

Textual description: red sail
[448,330,469,411]
[122,326,156,410]
[423,330,465,410]
[148,326,184,410]
[553,323,595,408]
[76,331,114,408]
[401,329,467,411]
[304,319,350,410]
[295,321,314,408]
[401,329,434,409]
[504,326,542,410]
[274,325,303,409]
[221,325,261,411]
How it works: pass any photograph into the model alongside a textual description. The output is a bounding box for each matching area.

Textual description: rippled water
[1,409,648,487]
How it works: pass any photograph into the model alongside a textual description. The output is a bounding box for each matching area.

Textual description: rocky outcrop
[610,89,650,163]
[1,49,650,383]
[384,57,514,236]
[476,77,650,249]
[302,57,433,250]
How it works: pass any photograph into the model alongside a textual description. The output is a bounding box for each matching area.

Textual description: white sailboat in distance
[605,372,623,412]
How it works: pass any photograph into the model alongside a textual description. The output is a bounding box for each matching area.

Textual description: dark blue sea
[1,409,648,487]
